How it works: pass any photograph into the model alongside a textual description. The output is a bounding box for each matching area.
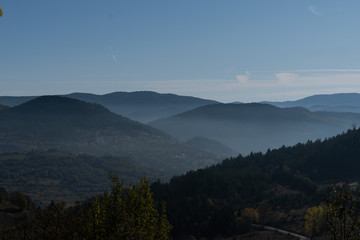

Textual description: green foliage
[305,180,360,239]
[0,175,172,240]
[79,175,172,240]
[325,180,360,240]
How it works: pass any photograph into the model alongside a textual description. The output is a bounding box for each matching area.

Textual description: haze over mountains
[150,103,360,154]
[0,96,217,174]
[1,91,360,157]
[2,91,360,119]
[264,93,360,112]
[0,91,218,123]
[2,91,360,239]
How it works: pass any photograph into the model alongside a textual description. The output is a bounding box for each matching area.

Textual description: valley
[1,91,360,239]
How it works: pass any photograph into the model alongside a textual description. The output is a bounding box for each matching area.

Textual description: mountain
[152,128,360,238]
[149,103,360,154]
[0,96,36,107]
[0,104,9,110]
[0,96,217,174]
[67,91,219,123]
[186,137,237,158]
[0,151,165,206]
[264,93,360,112]
[0,91,219,123]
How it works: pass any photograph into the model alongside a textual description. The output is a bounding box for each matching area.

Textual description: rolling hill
[0,151,165,206]
[0,96,217,174]
[264,93,360,112]
[0,91,218,123]
[149,103,360,154]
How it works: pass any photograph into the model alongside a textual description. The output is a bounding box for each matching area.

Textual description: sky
[2,0,360,102]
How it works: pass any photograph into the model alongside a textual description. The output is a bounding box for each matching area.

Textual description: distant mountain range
[149,103,360,154]
[0,96,217,174]
[0,91,218,123]
[264,93,360,112]
[2,91,360,156]
[2,92,360,121]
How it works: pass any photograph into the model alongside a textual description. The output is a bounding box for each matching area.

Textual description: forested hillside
[152,128,360,238]
[0,151,165,206]
[0,96,217,174]
[187,137,237,158]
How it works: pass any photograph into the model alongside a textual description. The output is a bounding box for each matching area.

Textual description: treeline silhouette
[152,128,360,238]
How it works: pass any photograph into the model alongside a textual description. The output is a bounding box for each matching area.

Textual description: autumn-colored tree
[304,205,326,237]
[241,208,259,223]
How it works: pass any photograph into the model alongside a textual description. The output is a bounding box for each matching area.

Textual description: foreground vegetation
[0,176,172,240]
[305,180,360,239]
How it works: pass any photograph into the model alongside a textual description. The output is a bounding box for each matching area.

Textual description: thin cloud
[236,75,249,84]
[275,73,299,85]
[309,5,321,16]
[111,54,118,63]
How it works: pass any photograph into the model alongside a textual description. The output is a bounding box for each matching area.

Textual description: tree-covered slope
[186,136,237,158]
[0,96,217,174]
[0,151,164,206]
[152,128,360,237]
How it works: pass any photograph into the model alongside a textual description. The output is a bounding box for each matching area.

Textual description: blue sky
[2,1,360,102]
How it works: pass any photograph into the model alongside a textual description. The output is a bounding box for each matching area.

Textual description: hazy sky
[2,1,360,102]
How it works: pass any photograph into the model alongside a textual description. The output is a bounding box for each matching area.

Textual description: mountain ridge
[0,96,217,174]
[264,93,360,112]
[149,103,360,154]
[0,91,219,123]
